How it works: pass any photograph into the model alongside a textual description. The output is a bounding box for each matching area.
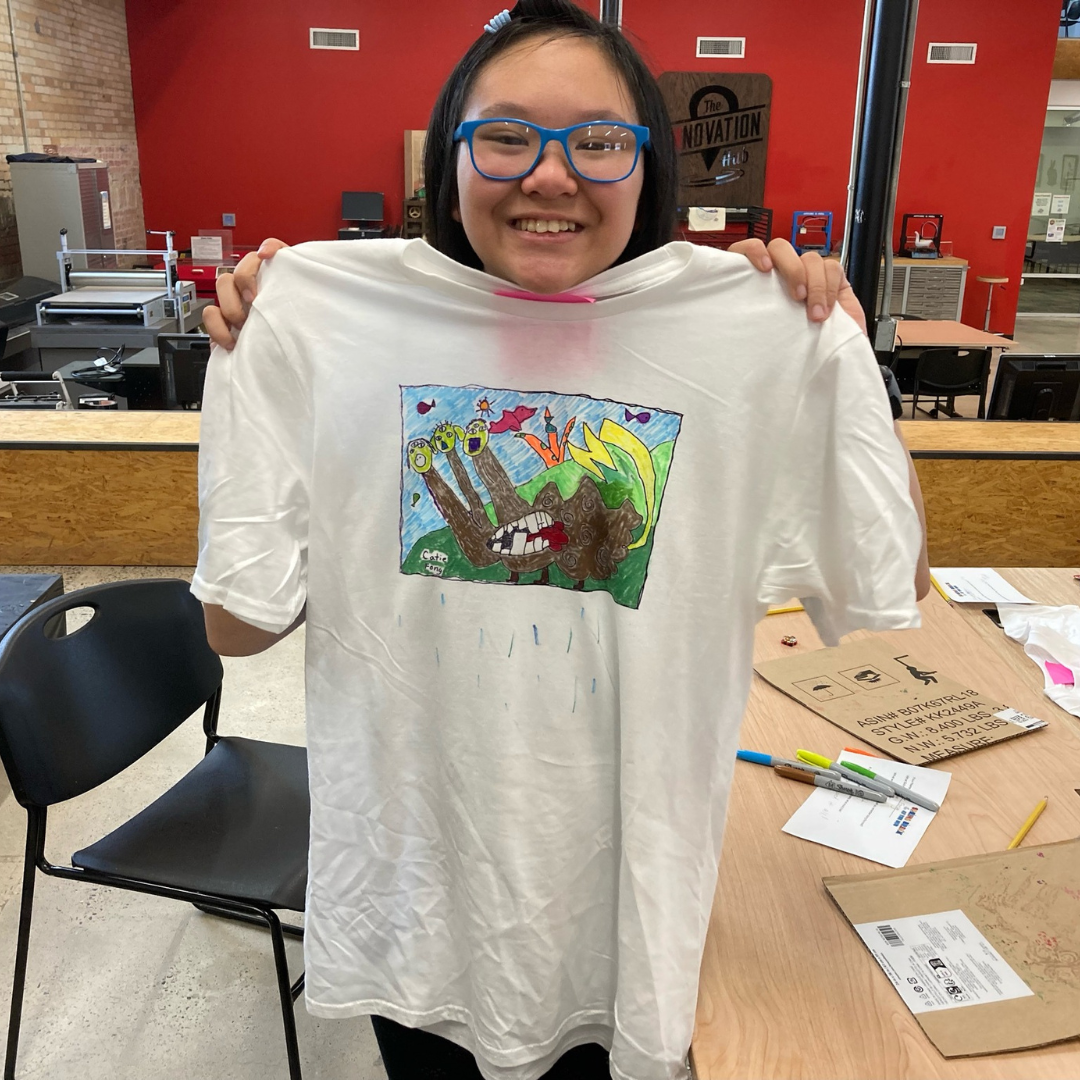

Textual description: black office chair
[911,347,992,419]
[0,580,309,1079]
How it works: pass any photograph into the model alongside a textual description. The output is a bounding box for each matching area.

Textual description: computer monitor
[988,355,1080,421]
[341,191,384,223]
[157,333,210,410]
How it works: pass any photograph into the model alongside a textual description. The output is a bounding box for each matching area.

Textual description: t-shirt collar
[400,238,697,318]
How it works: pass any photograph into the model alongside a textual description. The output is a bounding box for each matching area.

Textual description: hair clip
[484,9,512,33]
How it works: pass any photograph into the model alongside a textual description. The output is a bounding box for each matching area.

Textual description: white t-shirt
[192,239,921,1080]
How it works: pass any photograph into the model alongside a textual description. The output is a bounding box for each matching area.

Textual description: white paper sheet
[930,568,1034,605]
[853,909,1034,1013]
[781,751,952,868]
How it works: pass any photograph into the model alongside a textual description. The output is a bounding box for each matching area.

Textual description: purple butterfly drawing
[624,408,651,424]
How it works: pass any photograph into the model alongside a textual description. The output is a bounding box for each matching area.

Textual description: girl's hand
[203,238,289,349]
[727,238,867,336]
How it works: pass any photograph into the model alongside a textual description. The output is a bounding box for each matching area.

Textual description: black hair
[423,0,678,273]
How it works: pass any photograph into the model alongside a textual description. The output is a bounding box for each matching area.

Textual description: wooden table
[893,320,1009,351]
[692,567,1080,1079]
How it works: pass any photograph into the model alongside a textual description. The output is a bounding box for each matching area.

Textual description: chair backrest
[0,579,223,807]
[914,347,990,391]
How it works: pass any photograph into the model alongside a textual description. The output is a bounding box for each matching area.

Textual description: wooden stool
[977,275,1008,332]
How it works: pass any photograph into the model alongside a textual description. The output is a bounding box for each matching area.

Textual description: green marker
[798,749,940,813]
[797,749,895,797]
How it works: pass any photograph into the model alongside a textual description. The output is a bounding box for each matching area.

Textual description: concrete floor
[0,565,387,1080]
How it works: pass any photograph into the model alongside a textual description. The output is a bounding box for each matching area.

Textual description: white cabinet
[876,257,968,320]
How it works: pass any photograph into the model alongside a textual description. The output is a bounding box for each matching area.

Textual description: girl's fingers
[214,271,248,330]
[233,238,288,301]
[765,238,809,302]
[203,304,238,350]
[824,257,844,314]
[727,237,772,272]
[798,252,829,321]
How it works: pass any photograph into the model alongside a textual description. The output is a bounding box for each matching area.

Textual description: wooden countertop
[3,414,1075,457]
[0,411,199,448]
[899,420,1080,456]
[693,567,1080,1079]
[891,255,969,267]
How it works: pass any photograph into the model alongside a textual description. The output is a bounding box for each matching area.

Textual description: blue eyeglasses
[453,118,651,183]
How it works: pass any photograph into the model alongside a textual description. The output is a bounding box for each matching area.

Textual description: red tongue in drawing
[529,521,568,551]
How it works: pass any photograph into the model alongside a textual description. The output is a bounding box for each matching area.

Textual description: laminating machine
[29,230,205,373]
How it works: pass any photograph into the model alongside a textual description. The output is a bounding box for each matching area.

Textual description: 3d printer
[897,213,944,259]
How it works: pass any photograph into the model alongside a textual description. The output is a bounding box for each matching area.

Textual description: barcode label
[993,708,1048,731]
[878,923,904,946]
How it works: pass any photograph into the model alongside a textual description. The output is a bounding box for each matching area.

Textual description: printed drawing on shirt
[400,385,681,610]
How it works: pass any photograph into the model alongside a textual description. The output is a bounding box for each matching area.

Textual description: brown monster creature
[410,418,641,588]
[530,476,641,589]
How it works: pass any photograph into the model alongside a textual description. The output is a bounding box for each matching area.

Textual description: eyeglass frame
[452,118,652,184]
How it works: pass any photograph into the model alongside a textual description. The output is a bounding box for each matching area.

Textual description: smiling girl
[194,4,928,1079]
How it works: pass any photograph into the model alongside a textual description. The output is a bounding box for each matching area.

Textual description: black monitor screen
[157,333,210,409]
[988,355,1080,421]
[342,191,384,222]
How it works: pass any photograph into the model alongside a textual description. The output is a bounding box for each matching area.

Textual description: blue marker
[736,749,833,778]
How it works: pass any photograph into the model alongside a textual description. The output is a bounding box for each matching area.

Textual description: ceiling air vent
[696,37,745,59]
[927,42,976,64]
[310,28,359,50]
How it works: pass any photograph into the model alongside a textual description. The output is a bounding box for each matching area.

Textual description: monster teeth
[487,510,555,556]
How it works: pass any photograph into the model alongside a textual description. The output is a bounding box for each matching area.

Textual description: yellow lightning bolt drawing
[567,419,657,550]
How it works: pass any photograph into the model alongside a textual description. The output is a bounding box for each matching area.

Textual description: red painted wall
[127,0,1058,333]
[624,0,1060,334]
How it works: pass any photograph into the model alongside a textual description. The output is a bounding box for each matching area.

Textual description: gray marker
[774,766,887,802]
[836,761,941,813]
[877,779,940,814]
[829,763,895,798]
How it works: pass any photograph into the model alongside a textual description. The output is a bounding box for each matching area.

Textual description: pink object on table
[494,289,595,303]
[1045,661,1075,686]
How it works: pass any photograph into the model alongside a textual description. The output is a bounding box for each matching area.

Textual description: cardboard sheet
[823,838,1080,1057]
[755,639,1047,763]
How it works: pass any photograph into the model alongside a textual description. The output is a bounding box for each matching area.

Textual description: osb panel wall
[0,448,197,565]
[0,1,145,280]
[1054,38,1080,79]
[914,458,1080,567]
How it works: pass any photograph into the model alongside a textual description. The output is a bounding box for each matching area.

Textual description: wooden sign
[657,72,772,208]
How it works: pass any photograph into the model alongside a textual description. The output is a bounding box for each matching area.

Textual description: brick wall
[0,0,144,281]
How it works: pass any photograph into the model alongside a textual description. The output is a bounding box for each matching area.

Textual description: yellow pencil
[766,604,805,616]
[1007,796,1048,849]
[928,575,953,605]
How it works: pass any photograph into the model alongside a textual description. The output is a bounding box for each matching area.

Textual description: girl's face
[454,35,645,294]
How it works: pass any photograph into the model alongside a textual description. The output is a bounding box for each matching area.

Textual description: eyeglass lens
[470,121,639,181]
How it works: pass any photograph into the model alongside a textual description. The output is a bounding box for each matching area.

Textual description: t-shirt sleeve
[190,306,312,634]
[757,329,922,646]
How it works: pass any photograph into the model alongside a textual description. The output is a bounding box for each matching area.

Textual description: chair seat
[73,737,309,912]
